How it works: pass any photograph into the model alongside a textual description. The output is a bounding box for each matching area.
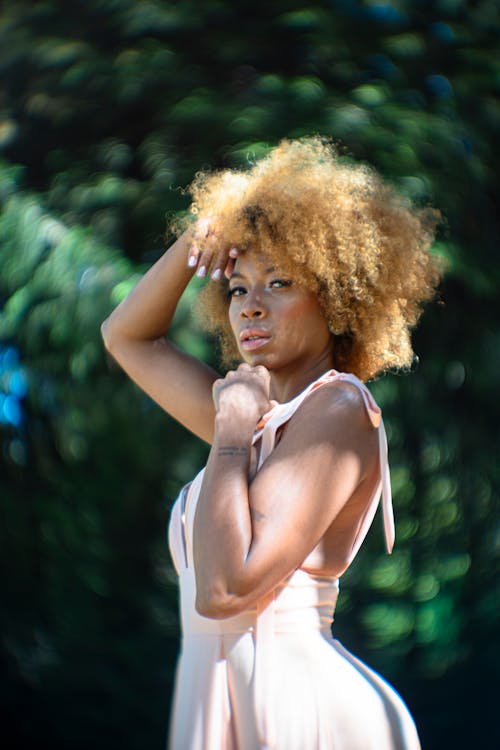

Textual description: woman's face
[227,252,332,372]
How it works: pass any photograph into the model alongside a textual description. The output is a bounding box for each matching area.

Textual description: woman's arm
[193,369,379,618]
[101,224,232,443]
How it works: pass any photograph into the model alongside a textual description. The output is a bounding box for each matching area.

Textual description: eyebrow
[229,267,276,281]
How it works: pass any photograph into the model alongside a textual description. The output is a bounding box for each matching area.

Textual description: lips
[239,327,271,351]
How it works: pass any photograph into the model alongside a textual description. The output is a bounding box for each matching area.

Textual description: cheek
[287,298,324,327]
[228,303,240,339]
[289,301,330,343]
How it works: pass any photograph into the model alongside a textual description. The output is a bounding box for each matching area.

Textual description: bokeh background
[1,1,499,748]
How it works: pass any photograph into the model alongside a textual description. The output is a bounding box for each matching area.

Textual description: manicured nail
[211,269,222,281]
[196,265,206,278]
[229,247,239,258]
[188,255,197,268]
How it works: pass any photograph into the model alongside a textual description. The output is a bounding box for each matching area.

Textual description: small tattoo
[218,446,248,457]
[250,507,266,523]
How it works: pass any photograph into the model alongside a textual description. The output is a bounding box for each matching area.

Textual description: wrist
[214,412,256,444]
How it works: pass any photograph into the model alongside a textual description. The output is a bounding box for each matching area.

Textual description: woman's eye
[269,279,292,289]
[228,280,291,298]
[228,286,246,298]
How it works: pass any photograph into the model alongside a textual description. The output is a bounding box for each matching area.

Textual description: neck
[269,347,336,404]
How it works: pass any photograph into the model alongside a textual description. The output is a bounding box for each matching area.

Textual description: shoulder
[298,378,376,433]
[263,378,378,488]
[274,378,378,462]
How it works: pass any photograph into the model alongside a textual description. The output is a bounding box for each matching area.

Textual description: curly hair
[172,137,444,382]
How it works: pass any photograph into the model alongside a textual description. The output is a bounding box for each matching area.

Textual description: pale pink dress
[168,370,421,749]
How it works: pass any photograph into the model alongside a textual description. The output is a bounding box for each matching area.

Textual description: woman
[102,138,442,749]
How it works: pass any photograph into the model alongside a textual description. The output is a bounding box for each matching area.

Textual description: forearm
[101,230,193,350]
[193,414,256,617]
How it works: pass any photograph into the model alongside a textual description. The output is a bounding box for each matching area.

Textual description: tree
[1,1,498,747]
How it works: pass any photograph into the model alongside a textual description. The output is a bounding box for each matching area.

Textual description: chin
[248,353,287,372]
[240,350,271,368]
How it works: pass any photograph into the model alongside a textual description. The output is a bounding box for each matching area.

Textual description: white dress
[167,370,421,749]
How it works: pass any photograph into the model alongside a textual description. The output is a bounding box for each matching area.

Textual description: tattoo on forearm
[218,446,248,457]
[250,507,266,523]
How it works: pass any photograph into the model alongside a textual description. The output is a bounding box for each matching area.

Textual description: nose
[240,289,266,319]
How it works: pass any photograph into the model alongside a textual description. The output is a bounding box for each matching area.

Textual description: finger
[247,364,269,379]
[195,249,214,279]
[187,219,209,268]
[210,249,230,281]
[190,216,219,272]
[253,365,269,375]
[194,216,212,240]
[223,247,240,279]
[236,365,268,385]
[240,366,265,379]
[187,240,200,269]
[211,377,225,407]
[224,257,236,279]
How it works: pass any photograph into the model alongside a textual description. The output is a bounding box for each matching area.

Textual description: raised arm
[193,367,379,618]
[101,223,234,443]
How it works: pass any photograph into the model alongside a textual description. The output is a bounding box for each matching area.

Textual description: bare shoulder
[294,379,375,436]
[258,378,379,500]
[264,378,379,480]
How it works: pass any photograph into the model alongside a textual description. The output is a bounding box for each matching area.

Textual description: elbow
[195,597,224,619]
[195,587,246,620]
[100,317,122,356]
[100,319,110,350]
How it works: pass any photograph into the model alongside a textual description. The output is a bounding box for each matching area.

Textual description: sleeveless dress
[167,370,421,750]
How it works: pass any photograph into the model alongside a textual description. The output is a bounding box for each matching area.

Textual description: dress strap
[179,482,192,568]
[331,373,395,555]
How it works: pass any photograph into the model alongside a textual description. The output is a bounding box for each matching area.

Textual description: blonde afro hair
[173,137,443,382]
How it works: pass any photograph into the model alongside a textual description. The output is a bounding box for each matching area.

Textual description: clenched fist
[212,363,275,428]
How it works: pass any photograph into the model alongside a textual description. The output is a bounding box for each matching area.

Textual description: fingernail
[188,255,197,268]
[229,247,239,258]
[211,269,222,280]
[196,265,206,278]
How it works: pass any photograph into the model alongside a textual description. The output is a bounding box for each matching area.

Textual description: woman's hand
[187,216,239,281]
[212,363,274,428]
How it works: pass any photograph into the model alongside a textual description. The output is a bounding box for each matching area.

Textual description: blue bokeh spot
[1,394,23,426]
[0,346,20,372]
[8,369,29,398]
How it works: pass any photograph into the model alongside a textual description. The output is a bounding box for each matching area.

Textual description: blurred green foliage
[0,1,499,748]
